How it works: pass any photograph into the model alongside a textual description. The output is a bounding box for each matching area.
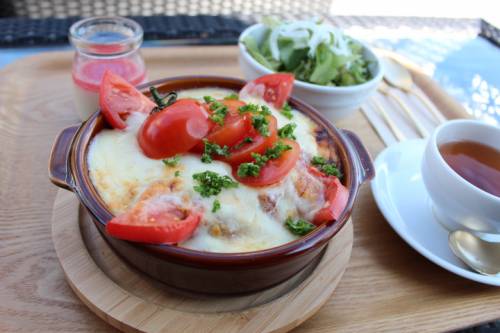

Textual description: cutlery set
[365,56,444,144]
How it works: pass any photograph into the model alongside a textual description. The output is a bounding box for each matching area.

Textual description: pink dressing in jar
[69,17,146,120]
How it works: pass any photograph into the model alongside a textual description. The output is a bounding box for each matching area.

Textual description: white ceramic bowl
[421,120,500,234]
[238,23,383,121]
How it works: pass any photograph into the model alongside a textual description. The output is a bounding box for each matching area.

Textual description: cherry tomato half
[138,99,211,159]
[311,169,349,225]
[234,139,300,187]
[106,182,202,244]
[222,115,278,165]
[193,99,250,152]
[240,73,294,109]
[99,70,156,129]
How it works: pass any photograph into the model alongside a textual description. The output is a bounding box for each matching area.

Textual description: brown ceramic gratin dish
[49,76,374,294]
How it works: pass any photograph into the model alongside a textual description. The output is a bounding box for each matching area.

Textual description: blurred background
[0,0,498,123]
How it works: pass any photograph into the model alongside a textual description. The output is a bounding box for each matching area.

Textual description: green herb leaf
[162,155,180,167]
[233,137,254,150]
[212,199,221,213]
[208,101,228,126]
[285,217,316,236]
[260,105,272,116]
[278,123,297,140]
[251,152,269,166]
[174,170,181,177]
[281,102,294,119]
[224,93,239,100]
[201,140,230,163]
[311,155,327,165]
[321,164,342,177]
[237,162,261,177]
[237,141,292,178]
[192,171,238,197]
[238,103,260,114]
[251,114,270,137]
[203,96,216,104]
[311,155,342,178]
[264,141,292,159]
[239,104,272,137]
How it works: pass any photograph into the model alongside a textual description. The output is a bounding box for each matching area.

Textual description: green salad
[243,18,372,86]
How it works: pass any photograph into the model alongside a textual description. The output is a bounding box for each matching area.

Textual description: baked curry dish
[88,71,348,253]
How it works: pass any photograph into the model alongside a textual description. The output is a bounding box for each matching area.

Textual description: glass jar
[69,16,146,120]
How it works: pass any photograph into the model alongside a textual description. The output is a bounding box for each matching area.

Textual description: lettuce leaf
[278,37,309,71]
[242,35,280,71]
[309,43,348,85]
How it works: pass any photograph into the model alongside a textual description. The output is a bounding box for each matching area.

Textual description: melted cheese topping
[88,88,323,253]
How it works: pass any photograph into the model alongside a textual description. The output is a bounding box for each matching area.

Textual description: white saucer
[371,139,500,286]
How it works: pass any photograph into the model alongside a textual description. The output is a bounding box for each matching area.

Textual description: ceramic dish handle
[49,125,79,191]
[341,129,375,184]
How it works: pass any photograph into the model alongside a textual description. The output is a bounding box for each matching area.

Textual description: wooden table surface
[0,46,499,333]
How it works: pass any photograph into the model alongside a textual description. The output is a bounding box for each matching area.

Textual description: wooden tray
[51,190,353,333]
[1,46,500,333]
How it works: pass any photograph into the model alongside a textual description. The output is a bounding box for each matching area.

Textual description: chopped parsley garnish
[285,217,316,236]
[174,170,181,177]
[192,171,238,197]
[201,139,230,163]
[162,155,180,167]
[233,137,254,150]
[212,199,221,212]
[237,162,261,177]
[260,105,272,116]
[203,96,216,103]
[278,123,297,140]
[264,140,292,159]
[311,155,342,178]
[251,114,270,137]
[209,104,228,126]
[251,152,269,165]
[224,93,239,100]
[281,102,294,120]
[204,96,228,126]
[238,103,260,114]
[238,103,272,137]
[236,141,292,177]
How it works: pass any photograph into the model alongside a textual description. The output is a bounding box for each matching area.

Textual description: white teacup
[421,119,500,234]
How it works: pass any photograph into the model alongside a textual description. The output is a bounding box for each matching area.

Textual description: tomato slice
[234,139,300,187]
[138,99,212,159]
[222,115,278,165]
[106,181,202,244]
[311,170,349,225]
[240,73,294,109]
[193,99,250,152]
[99,70,156,129]
[206,112,251,148]
[220,99,246,114]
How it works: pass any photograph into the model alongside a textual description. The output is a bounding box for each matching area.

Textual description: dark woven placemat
[456,320,500,333]
[0,15,249,46]
[1,15,497,47]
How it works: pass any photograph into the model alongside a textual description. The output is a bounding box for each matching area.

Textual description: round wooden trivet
[51,190,353,333]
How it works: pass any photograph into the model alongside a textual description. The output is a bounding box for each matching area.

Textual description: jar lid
[69,16,143,57]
